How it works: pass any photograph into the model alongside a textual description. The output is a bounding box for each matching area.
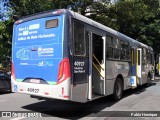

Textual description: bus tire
[113,77,123,101]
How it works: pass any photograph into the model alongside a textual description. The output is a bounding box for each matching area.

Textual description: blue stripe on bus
[131,65,136,76]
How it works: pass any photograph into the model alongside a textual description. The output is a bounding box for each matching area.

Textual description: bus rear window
[46,19,59,28]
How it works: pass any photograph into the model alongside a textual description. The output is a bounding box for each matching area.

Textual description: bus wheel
[113,77,123,101]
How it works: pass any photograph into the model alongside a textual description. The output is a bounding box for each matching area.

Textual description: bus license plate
[30,79,40,84]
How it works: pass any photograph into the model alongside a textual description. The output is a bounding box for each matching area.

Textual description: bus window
[114,48,120,59]
[146,50,153,64]
[113,38,120,48]
[113,38,120,59]
[46,18,59,28]
[106,47,113,58]
[120,41,130,61]
[126,46,130,60]
[106,36,120,59]
[106,36,112,46]
[138,50,140,65]
[106,36,112,59]
[73,21,85,56]
[121,49,125,60]
[142,48,147,65]
[132,48,134,64]
[120,41,125,60]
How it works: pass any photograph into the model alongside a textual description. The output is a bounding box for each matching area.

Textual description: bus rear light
[11,62,16,80]
[63,96,69,98]
[57,58,70,84]
[45,92,49,95]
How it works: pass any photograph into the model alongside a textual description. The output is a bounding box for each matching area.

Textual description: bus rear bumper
[11,76,71,101]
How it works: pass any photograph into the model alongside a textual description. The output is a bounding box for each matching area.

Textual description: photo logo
[2,112,11,117]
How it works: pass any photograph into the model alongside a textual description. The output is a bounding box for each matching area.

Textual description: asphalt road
[0,79,160,120]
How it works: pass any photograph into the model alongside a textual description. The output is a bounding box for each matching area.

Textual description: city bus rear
[11,10,71,100]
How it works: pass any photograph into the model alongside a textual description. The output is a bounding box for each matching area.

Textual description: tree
[0,0,11,21]
[0,18,13,69]
[1,0,111,69]
[10,0,96,18]
[100,0,160,52]
[0,0,160,70]
[10,0,55,19]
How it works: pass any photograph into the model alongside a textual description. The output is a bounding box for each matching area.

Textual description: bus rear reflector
[63,96,69,98]
[45,92,49,95]
[57,58,70,84]
[11,62,16,80]
[20,89,23,91]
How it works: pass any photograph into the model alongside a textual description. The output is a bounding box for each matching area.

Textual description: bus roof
[69,10,151,50]
[14,9,152,51]
[14,9,66,25]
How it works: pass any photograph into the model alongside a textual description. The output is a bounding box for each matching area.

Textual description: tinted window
[146,50,151,64]
[142,48,147,65]
[121,49,125,60]
[107,47,113,58]
[113,38,120,48]
[138,50,140,65]
[73,21,85,56]
[114,48,120,59]
[120,40,130,61]
[106,36,120,59]
[106,36,112,46]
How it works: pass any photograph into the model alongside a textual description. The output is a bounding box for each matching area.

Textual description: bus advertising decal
[16,48,30,60]
[15,16,63,44]
[18,23,55,41]
[38,47,54,57]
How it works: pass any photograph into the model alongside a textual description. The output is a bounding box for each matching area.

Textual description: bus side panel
[105,61,131,95]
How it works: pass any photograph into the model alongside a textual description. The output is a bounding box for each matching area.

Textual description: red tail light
[57,58,70,84]
[11,62,16,80]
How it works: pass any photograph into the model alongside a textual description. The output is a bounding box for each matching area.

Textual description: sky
[0,0,9,20]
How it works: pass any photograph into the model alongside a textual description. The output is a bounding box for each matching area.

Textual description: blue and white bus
[12,9,155,102]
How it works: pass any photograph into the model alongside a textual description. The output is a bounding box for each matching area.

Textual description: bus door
[71,20,90,102]
[130,48,137,87]
[137,48,142,85]
[159,55,160,75]
[92,33,106,97]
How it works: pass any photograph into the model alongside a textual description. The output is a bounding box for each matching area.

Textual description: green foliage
[10,0,55,19]
[0,0,160,70]
[95,0,160,52]
[0,18,13,69]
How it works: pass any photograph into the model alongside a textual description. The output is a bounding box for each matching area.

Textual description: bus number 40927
[27,88,39,93]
